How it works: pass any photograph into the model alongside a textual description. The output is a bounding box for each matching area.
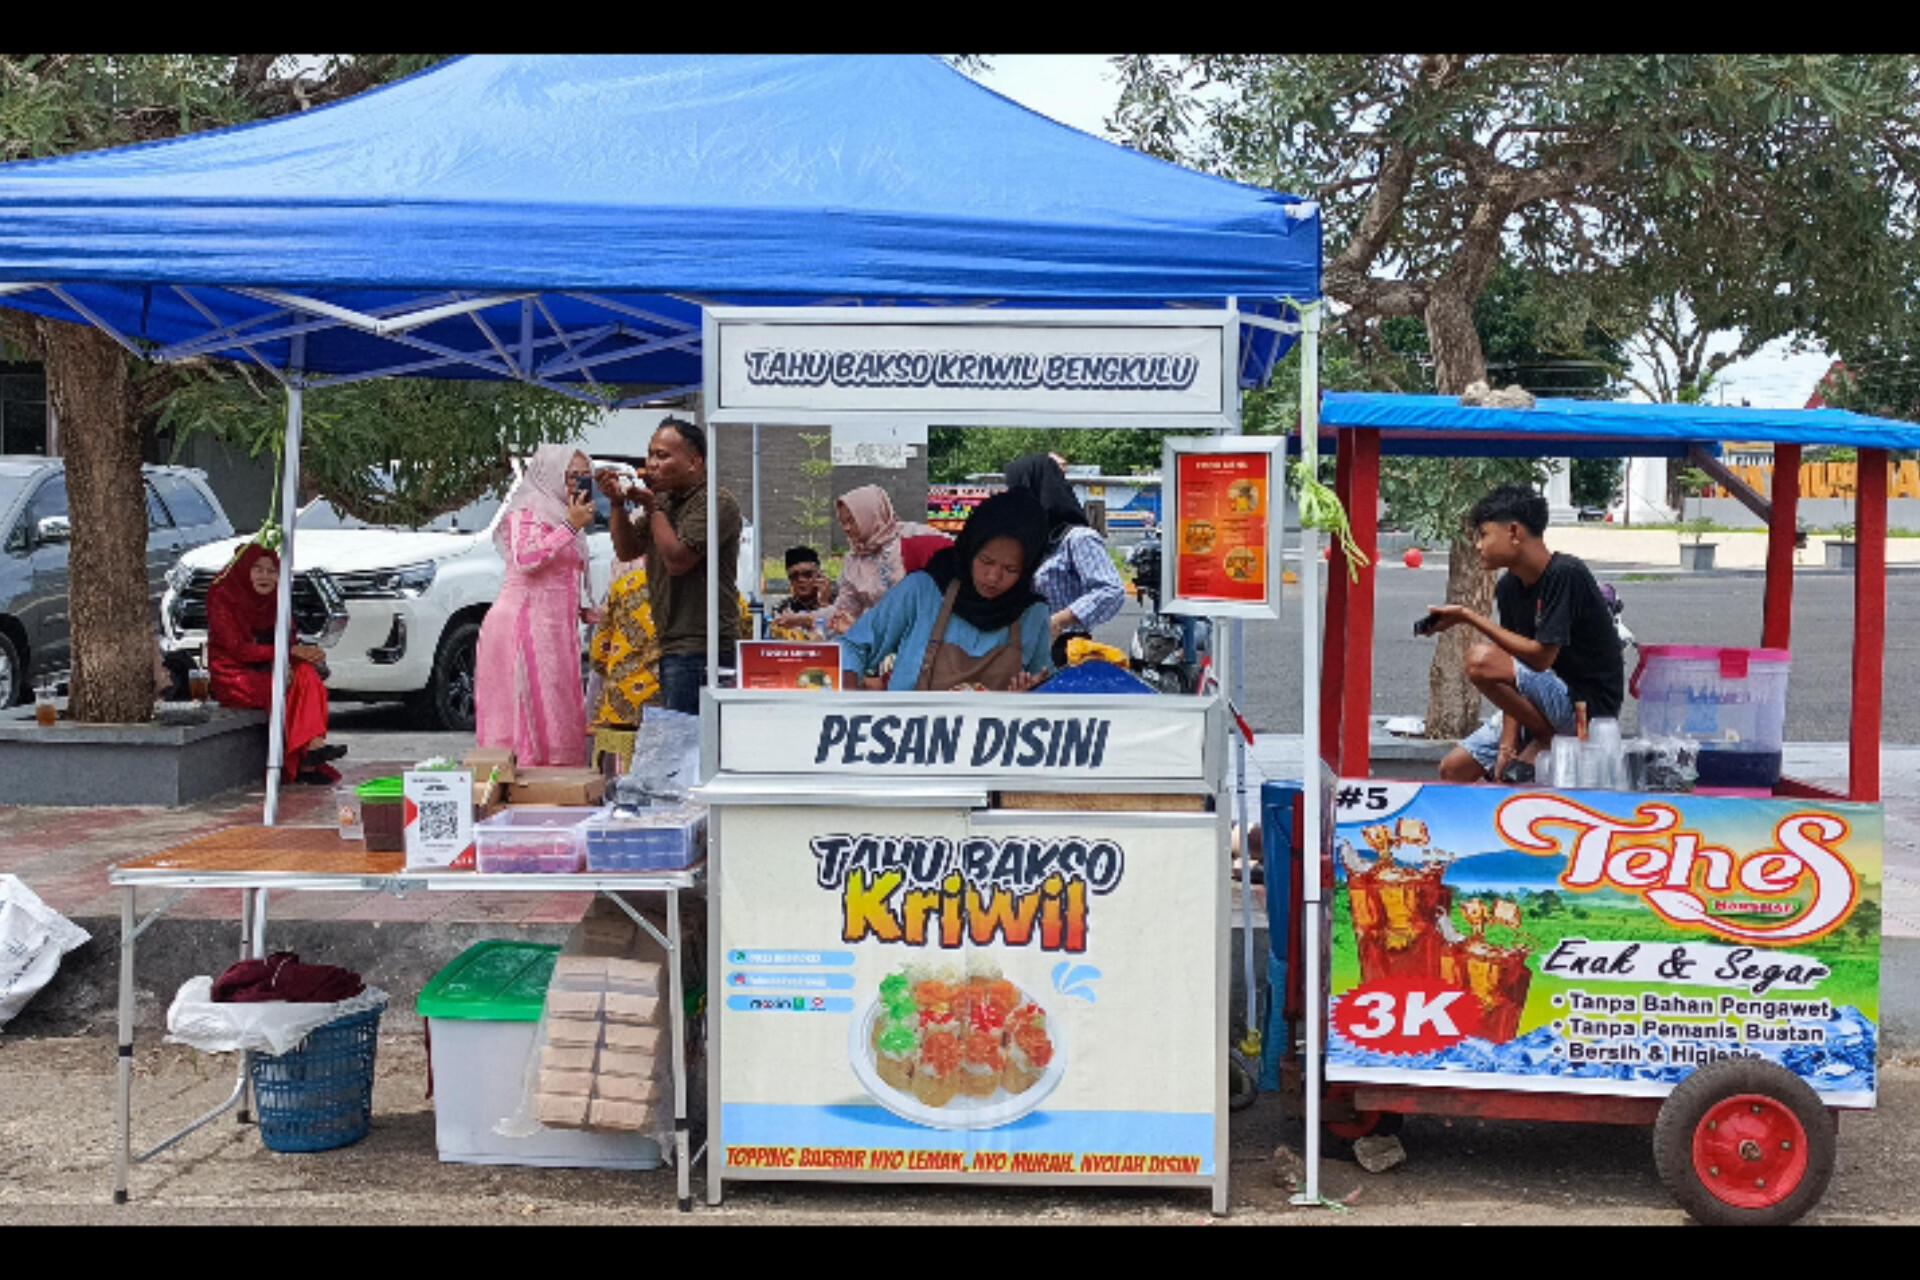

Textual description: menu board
[1164,440,1279,619]
[737,642,844,691]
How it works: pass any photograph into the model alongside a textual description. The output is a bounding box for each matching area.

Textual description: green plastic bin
[415,940,661,1170]
[416,940,560,1021]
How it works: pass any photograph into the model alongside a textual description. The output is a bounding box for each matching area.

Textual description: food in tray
[1227,479,1261,513]
[862,961,1057,1110]
[1182,519,1218,555]
[1223,546,1259,581]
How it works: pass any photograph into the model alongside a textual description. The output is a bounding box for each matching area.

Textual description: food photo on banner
[716,803,1216,1177]
[1326,782,1880,1105]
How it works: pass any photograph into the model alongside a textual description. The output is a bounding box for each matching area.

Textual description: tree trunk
[1428,532,1498,739]
[38,319,156,724]
[1424,286,1495,742]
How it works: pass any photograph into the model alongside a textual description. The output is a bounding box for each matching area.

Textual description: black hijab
[1003,453,1089,544]
[919,488,1049,632]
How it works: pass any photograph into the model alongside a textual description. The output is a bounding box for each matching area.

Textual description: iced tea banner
[1327,783,1881,1105]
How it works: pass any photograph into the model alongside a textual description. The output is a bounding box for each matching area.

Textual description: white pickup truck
[162,489,616,730]
[162,475,757,730]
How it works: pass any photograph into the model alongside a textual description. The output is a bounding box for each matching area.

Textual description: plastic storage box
[357,777,405,852]
[474,806,595,874]
[581,804,708,872]
[1630,645,1791,789]
[416,941,661,1169]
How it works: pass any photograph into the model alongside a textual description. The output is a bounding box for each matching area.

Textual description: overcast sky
[973,55,1835,409]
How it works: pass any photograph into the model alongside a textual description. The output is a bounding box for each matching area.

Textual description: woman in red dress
[206,542,344,784]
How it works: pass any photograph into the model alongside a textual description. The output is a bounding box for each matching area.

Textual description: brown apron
[914,581,1026,692]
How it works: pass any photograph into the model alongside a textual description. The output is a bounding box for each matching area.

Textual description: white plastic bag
[164,976,390,1056]
[0,875,91,1031]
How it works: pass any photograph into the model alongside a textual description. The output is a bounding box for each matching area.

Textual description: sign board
[715,804,1221,1185]
[1161,436,1283,620]
[403,769,475,870]
[705,306,1237,430]
[1327,783,1882,1106]
[737,641,844,691]
[714,693,1213,782]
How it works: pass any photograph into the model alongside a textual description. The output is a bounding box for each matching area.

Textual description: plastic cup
[34,685,56,728]
[188,668,211,701]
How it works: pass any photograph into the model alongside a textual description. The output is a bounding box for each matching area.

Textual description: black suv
[0,458,237,706]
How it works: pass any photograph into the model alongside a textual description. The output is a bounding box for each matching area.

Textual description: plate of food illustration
[1182,519,1218,555]
[847,960,1065,1130]
[1227,479,1262,513]
[795,667,832,690]
[1223,547,1259,582]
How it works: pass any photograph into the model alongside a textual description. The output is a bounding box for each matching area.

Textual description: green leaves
[160,371,601,529]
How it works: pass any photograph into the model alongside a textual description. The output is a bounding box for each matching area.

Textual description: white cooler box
[417,941,661,1169]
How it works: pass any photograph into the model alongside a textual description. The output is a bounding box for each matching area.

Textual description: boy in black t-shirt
[1425,484,1625,783]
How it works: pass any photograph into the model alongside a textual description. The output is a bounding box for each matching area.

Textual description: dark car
[0,458,240,706]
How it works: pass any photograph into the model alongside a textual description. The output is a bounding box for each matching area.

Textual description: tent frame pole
[262,334,305,827]
[1292,304,1325,1209]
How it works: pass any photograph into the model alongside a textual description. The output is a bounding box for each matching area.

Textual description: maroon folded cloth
[211,952,365,1004]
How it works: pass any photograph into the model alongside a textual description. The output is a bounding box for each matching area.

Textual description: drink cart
[1281,392,1915,1226]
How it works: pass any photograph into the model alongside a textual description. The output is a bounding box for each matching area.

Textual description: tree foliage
[159,369,603,528]
[1111,53,1920,736]
[927,426,1178,483]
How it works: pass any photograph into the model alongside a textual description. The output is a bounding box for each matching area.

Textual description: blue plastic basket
[248,1002,385,1153]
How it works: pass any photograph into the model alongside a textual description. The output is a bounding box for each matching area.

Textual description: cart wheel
[1326,1108,1404,1141]
[1228,1047,1260,1111]
[1653,1058,1836,1226]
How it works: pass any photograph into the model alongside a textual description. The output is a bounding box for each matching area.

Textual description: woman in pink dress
[473,445,600,766]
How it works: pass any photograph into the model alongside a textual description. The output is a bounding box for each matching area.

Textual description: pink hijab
[840,486,899,555]
[495,444,588,559]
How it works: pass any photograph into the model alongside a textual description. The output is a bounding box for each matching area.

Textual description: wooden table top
[115,825,406,877]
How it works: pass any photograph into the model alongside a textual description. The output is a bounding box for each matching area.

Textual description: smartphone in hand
[1413,612,1441,637]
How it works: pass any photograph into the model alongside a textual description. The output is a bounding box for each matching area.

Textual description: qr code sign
[417,800,462,842]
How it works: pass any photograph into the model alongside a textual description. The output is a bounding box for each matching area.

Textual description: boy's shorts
[1461,665,1577,773]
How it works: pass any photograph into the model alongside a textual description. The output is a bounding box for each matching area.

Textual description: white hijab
[494,444,589,561]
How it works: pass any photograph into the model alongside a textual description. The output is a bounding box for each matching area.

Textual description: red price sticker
[1332,978,1483,1055]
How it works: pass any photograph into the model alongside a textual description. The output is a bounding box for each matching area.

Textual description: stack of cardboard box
[531,900,667,1132]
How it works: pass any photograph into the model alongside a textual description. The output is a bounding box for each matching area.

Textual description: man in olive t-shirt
[1424,484,1624,783]
[600,418,741,715]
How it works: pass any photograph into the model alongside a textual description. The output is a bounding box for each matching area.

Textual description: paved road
[4,1036,1912,1225]
[1090,564,1920,740]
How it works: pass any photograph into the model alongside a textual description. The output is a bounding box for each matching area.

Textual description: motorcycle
[1126,531,1211,694]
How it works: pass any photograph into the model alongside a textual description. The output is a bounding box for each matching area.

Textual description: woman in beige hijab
[774,485,942,637]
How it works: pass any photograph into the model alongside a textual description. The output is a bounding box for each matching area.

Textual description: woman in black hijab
[1003,453,1126,666]
[839,489,1054,692]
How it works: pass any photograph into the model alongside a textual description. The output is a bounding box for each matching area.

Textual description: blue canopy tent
[0,54,1340,1211]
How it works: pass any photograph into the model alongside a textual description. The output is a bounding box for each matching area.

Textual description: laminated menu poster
[1328,782,1881,1105]
[737,641,843,691]
[716,805,1221,1180]
[1174,451,1269,606]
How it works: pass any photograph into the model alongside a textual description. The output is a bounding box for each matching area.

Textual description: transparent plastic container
[581,804,708,872]
[1630,646,1791,788]
[474,807,595,874]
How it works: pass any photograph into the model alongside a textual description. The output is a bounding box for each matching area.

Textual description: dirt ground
[1,1036,1915,1226]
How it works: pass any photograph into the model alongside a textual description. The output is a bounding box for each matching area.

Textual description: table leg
[666,888,691,1212]
[237,888,254,1126]
[114,887,135,1204]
